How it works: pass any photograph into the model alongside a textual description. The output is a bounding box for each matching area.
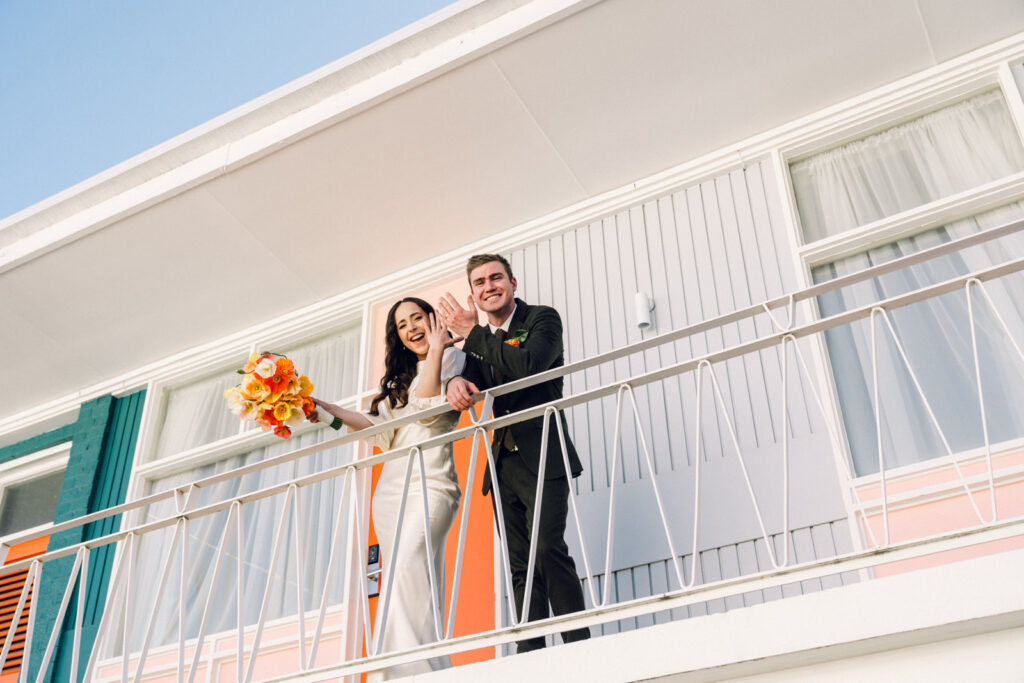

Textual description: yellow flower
[299,375,314,397]
[273,402,292,421]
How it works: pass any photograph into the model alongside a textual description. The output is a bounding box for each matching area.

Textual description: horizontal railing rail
[3,216,1022,559]
[4,217,1024,682]
[265,515,1024,683]
[5,249,1024,576]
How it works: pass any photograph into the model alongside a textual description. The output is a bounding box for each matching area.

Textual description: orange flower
[276,357,294,375]
[264,372,289,394]
[242,376,271,401]
[243,352,260,373]
[505,338,521,347]
[274,425,292,438]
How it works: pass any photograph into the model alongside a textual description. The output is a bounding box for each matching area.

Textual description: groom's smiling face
[470,260,516,319]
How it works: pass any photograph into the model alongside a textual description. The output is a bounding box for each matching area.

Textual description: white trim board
[429,547,1024,683]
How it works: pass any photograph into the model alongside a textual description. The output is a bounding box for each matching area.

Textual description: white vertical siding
[506,160,849,595]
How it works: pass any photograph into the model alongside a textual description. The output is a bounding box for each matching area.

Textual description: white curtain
[799,91,1024,475]
[155,372,241,457]
[792,90,1024,242]
[116,326,363,651]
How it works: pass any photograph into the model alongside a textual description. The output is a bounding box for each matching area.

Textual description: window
[111,323,363,653]
[791,90,1024,243]
[0,444,69,677]
[0,445,69,539]
[791,90,1024,475]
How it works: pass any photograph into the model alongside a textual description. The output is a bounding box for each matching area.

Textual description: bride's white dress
[363,347,465,681]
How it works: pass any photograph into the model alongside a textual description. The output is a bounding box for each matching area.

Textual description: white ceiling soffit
[3,0,1024,428]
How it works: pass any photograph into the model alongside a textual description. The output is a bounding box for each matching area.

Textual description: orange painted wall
[0,536,50,683]
[362,278,495,673]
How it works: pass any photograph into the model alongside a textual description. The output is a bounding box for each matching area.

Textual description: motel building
[4,1,1024,680]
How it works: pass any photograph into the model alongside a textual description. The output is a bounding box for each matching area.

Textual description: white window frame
[770,59,1024,509]
[0,442,71,547]
[99,306,372,661]
[127,312,368,497]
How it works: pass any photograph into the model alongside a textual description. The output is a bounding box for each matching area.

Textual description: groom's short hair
[466,253,514,284]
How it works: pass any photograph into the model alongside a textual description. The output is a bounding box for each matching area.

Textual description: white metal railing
[3,218,1024,682]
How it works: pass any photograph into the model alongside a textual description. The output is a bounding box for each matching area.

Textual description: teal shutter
[27,389,146,682]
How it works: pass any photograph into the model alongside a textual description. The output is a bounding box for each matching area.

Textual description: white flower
[286,407,307,428]
[225,389,246,416]
[254,357,277,379]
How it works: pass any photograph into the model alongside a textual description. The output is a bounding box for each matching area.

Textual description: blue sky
[0,0,453,221]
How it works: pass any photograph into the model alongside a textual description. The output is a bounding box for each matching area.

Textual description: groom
[438,253,590,652]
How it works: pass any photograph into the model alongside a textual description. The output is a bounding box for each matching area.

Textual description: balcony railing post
[0,560,37,673]
[7,220,1024,679]
[20,560,40,683]
[83,532,134,683]
[414,447,445,642]
[242,484,298,683]
[307,467,355,669]
[236,501,245,683]
[35,546,88,683]
[184,502,240,683]
[292,482,308,671]
[133,518,185,681]
[372,446,418,656]
[443,426,483,639]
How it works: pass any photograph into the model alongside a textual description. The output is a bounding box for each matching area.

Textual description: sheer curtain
[115,326,363,651]
[155,372,241,457]
[792,90,1024,242]
[795,91,1024,475]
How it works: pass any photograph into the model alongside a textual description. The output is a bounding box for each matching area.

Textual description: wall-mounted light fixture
[635,291,655,330]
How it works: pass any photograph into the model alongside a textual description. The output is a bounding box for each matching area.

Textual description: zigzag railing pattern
[3,218,1024,681]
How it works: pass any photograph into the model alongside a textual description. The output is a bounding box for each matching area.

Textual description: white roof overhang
[4,0,1024,430]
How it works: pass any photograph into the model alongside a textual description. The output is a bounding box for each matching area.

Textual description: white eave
[4,0,1024,431]
[0,0,593,267]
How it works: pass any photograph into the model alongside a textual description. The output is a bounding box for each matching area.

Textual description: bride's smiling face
[394,301,430,359]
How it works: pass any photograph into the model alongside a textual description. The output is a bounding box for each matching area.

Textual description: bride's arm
[310,397,373,431]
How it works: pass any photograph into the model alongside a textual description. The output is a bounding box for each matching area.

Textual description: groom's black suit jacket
[459,298,584,495]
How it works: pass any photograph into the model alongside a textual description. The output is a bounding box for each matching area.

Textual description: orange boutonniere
[506,329,528,347]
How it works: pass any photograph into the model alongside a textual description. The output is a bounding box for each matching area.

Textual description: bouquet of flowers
[224,352,315,438]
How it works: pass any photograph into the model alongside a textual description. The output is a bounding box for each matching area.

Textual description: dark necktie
[493,328,516,451]
[493,329,506,384]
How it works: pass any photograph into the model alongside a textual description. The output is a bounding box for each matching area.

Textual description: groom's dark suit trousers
[494,446,590,652]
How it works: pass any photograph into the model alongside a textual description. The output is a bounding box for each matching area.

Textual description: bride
[312,297,465,680]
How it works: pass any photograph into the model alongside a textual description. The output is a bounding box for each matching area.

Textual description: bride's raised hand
[425,313,462,352]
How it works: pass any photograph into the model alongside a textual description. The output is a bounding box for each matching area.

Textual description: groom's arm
[444,351,488,411]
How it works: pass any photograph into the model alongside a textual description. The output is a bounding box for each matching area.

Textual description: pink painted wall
[856,451,1024,577]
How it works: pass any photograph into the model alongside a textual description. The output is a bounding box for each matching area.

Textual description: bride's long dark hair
[369,297,435,416]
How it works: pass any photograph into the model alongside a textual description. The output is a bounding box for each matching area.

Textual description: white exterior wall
[506,160,854,631]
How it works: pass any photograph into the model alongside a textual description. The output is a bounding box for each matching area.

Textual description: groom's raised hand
[437,292,479,339]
